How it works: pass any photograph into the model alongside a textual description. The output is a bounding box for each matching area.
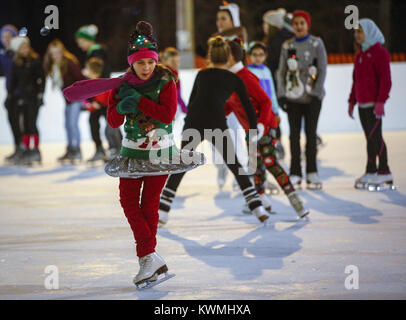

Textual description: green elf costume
[63,21,204,289]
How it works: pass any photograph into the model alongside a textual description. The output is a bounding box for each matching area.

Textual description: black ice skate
[4,146,24,164]
[58,147,74,164]
[87,147,106,165]
[17,148,42,166]
[68,147,82,164]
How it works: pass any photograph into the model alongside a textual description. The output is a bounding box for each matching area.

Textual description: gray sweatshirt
[276,35,327,104]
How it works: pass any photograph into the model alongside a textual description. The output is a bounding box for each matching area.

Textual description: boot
[87,146,106,162]
[287,192,310,218]
[69,147,82,161]
[5,145,24,163]
[133,252,167,286]
[58,147,72,162]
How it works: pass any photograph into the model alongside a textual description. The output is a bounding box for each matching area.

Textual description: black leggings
[6,103,23,146]
[22,103,40,135]
[166,121,257,200]
[358,107,390,174]
[287,100,321,176]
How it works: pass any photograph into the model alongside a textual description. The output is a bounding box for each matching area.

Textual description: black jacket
[8,57,45,107]
[266,27,294,77]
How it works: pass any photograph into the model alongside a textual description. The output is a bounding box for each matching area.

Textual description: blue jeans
[65,101,82,148]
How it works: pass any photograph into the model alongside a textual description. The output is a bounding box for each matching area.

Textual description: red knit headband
[127,48,159,66]
[292,10,311,29]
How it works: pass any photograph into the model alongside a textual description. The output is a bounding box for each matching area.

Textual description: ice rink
[0,131,405,300]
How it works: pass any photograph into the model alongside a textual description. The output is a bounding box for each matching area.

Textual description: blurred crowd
[0,2,393,188]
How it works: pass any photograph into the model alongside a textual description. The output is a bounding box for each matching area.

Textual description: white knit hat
[263,8,286,29]
[219,2,241,28]
[10,36,30,52]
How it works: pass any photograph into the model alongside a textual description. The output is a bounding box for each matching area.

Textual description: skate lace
[140,255,153,270]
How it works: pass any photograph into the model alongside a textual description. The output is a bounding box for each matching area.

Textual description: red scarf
[63,71,152,102]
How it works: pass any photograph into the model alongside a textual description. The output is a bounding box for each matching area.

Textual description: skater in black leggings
[158,36,270,225]
[358,109,389,173]
[8,36,45,164]
[276,10,327,189]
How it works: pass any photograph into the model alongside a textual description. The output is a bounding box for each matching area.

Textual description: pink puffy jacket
[348,43,392,106]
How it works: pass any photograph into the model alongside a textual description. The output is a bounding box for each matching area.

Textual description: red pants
[119,175,168,258]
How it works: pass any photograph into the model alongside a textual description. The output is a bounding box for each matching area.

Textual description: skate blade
[20,161,42,166]
[367,184,398,192]
[135,272,175,290]
[306,184,322,191]
[299,210,310,219]
[354,183,368,190]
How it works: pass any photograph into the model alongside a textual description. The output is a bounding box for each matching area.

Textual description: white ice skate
[290,175,302,188]
[306,172,322,190]
[288,192,310,218]
[354,173,377,190]
[259,193,272,212]
[242,193,273,214]
[252,206,271,223]
[264,180,280,195]
[134,252,175,290]
[367,173,397,192]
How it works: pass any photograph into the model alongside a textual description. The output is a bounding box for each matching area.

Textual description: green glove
[116,81,136,100]
[116,92,142,115]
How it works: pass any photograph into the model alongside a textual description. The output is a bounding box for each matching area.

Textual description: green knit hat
[75,24,98,41]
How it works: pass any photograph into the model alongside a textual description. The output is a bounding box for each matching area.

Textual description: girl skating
[64,21,204,289]
[158,36,271,226]
[8,36,45,165]
[348,19,394,192]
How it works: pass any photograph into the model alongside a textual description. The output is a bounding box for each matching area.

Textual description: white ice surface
[0,132,405,300]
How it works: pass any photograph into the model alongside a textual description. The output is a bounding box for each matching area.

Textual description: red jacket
[348,43,391,106]
[62,59,86,89]
[225,67,277,133]
[107,80,177,129]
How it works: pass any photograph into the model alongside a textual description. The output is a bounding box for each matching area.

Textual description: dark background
[1,0,405,71]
